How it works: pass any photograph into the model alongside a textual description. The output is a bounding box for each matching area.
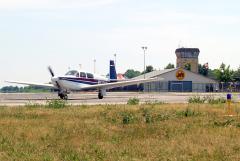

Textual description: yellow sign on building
[176,69,185,80]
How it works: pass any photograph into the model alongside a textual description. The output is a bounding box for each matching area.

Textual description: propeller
[48,66,55,77]
[47,66,69,99]
[47,66,61,90]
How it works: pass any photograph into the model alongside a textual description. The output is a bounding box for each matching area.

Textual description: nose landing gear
[58,92,68,100]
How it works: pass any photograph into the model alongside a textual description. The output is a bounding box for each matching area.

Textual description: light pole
[142,46,147,79]
[93,59,96,73]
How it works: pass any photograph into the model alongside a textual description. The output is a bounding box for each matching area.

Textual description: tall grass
[0,104,240,160]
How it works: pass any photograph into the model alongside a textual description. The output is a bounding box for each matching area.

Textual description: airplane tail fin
[110,60,117,80]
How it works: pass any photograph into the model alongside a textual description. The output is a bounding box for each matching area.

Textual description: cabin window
[65,70,79,76]
[80,72,86,78]
[87,73,94,79]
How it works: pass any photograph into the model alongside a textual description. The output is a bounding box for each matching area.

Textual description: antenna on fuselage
[79,64,82,70]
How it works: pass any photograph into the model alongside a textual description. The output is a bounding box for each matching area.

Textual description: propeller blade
[48,66,54,77]
[55,81,61,89]
[48,66,62,91]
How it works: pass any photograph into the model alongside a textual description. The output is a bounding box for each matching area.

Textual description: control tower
[175,48,200,73]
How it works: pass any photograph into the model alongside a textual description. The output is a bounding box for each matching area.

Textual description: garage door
[168,81,192,92]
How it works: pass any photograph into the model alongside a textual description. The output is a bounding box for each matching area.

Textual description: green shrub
[127,98,140,105]
[188,95,226,104]
[176,108,199,117]
[156,113,170,121]
[121,112,135,124]
[25,102,42,108]
[205,96,226,104]
[46,100,67,109]
[142,109,153,124]
[42,153,53,161]
[188,96,205,104]
[145,100,165,105]
[60,148,81,161]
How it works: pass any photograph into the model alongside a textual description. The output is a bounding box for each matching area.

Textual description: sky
[1,0,240,87]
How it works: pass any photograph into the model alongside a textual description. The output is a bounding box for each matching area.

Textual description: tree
[198,63,209,76]
[164,63,175,69]
[233,66,240,81]
[0,86,19,93]
[208,69,218,80]
[142,65,154,74]
[0,85,50,93]
[184,63,191,71]
[145,65,154,73]
[215,63,234,82]
[124,69,141,79]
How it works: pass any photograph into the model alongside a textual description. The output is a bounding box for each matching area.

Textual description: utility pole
[93,59,96,73]
[142,46,147,79]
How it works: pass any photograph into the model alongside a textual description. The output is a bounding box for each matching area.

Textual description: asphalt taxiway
[0,92,232,106]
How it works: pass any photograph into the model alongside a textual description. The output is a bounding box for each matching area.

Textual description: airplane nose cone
[51,77,59,82]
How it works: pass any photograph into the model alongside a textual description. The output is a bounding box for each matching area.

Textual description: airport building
[134,48,219,92]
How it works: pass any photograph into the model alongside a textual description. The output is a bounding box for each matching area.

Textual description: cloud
[0,0,120,10]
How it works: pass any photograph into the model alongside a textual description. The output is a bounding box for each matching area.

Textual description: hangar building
[134,68,218,92]
[133,48,219,92]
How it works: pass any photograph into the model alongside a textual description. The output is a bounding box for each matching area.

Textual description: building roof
[133,68,176,80]
[133,68,218,83]
[175,48,200,53]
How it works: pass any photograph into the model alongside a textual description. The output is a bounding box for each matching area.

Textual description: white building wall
[144,69,219,92]
[156,69,217,84]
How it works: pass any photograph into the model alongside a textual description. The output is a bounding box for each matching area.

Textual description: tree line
[0,86,51,93]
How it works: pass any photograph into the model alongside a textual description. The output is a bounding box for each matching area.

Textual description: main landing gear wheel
[98,92,103,99]
[98,89,106,99]
[58,93,68,100]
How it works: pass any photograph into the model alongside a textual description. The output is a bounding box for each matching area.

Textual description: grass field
[0,103,240,161]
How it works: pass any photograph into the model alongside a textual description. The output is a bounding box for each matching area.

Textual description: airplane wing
[80,77,162,90]
[5,81,55,88]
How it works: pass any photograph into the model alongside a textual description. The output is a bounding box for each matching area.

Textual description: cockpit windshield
[65,70,79,77]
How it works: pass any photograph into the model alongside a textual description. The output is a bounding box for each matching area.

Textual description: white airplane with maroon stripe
[6,60,159,99]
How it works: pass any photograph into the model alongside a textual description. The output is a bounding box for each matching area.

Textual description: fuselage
[51,70,109,91]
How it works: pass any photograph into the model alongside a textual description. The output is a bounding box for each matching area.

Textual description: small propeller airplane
[6,60,160,100]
